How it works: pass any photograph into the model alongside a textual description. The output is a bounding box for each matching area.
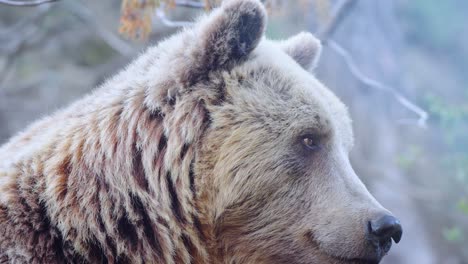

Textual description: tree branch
[174,0,205,8]
[0,0,57,6]
[316,0,428,127]
[155,7,195,28]
[328,40,428,127]
[317,0,357,42]
[154,1,205,28]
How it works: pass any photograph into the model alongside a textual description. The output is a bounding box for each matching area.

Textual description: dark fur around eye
[299,134,322,152]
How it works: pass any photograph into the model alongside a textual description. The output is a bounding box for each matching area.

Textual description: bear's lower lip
[305,232,382,264]
[323,254,379,264]
[346,259,380,264]
[319,248,382,264]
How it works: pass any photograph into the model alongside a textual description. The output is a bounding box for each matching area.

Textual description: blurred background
[1,0,467,263]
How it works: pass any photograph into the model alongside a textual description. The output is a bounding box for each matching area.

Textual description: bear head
[146,0,403,263]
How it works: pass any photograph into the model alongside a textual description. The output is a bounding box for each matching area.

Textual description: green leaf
[457,199,468,215]
[443,226,463,242]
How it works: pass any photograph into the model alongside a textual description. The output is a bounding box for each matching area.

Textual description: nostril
[368,215,403,244]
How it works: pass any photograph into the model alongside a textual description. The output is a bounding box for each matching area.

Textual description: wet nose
[368,215,403,244]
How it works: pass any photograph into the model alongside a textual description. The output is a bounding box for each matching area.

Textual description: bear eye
[302,136,319,151]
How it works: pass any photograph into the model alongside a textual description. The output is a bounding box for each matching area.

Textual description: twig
[154,1,204,28]
[0,0,57,6]
[316,0,428,127]
[174,0,205,8]
[328,40,428,127]
[317,0,356,42]
[155,7,195,28]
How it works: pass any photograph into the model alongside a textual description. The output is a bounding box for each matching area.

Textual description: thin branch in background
[317,0,428,127]
[328,40,428,127]
[174,0,205,8]
[0,0,57,6]
[317,0,356,41]
[155,5,195,28]
[154,1,205,29]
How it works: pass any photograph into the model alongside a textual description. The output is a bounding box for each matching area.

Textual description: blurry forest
[1,0,468,263]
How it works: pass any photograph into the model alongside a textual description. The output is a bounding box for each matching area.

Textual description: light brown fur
[0,1,397,263]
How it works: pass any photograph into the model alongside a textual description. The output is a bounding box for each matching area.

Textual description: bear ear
[280,32,322,70]
[187,0,266,82]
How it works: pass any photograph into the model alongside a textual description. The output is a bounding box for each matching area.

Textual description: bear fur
[0,0,399,263]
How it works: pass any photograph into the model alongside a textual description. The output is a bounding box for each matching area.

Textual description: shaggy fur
[0,0,398,263]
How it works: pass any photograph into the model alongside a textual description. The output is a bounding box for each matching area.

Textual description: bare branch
[154,1,205,28]
[155,7,194,28]
[328,40,428,127]
[0,0,57,6]
[174,0,205,8]
[317,0,357,41]
[315,0,428,127]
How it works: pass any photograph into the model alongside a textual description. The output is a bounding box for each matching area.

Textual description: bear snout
[367,215,403,244]
[366,214,403,259]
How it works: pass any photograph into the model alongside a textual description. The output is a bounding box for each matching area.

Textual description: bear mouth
[324,250,384,264]
[305,231,382,264]
[339,257,380,264]
[322,247,383,264]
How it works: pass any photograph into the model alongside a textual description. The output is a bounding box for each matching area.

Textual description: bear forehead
[223,40,354,149]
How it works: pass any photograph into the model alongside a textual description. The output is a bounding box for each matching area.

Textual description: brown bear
[0,0,402,263]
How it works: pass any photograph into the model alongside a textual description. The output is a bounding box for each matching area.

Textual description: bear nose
[368,215,403,244]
